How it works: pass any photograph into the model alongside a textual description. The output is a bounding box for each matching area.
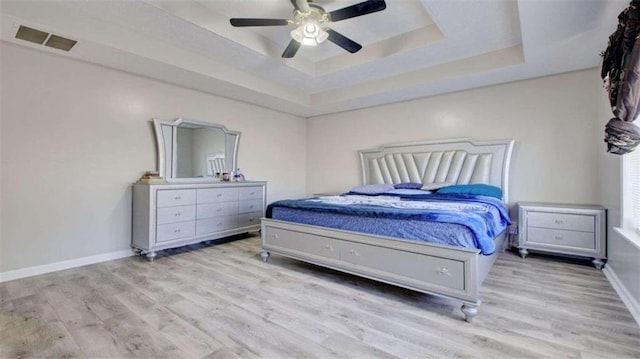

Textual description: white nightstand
[517,202,607,269]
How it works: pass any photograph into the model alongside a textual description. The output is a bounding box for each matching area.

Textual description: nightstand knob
[555,219,564,224]
[555,235,563,240]
[436,267,451,276]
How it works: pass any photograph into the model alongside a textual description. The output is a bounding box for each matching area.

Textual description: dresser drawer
[526,227,595,250]
[197,202,238,219]
[527,212,595,232]
[239,199,262,214]
[157,189,196,208]
[156,221,196,243]
[156,205,196,225]
[238,212,261,227]
[239,187,263,201]
[197,188,238,204]
[196,216,238,234]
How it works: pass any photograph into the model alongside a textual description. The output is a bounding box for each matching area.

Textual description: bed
[260,138,515,322]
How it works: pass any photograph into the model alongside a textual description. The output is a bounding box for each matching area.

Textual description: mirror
[153,118,240,182]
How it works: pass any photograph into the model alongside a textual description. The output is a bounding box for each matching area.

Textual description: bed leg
[461,303,479,323]
[518,247,529,259]
[592,258,605,270]
[146,251,157,262]
[260,250,270,263]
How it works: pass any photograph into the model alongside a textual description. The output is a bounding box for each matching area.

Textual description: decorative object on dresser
[137,170,167,184]
[517,202,607,269]
[132,118,266,261]
[262,138,515,322]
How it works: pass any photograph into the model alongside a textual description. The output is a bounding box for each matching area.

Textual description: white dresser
[517,202,606,269]
[132,181,266,260]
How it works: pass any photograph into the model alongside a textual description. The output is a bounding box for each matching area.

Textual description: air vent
[14,25,77,52]
[45,35,77,51]
[15,25,48,45]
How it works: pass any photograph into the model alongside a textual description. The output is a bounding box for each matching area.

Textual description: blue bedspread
[266,194,510,255]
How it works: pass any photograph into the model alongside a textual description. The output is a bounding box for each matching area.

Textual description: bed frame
[260,138,515,322]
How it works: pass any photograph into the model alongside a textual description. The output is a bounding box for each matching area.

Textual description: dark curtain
[601,0,640,154]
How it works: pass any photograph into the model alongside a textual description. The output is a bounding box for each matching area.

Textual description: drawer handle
[174,196,181,200]
[250,192,255,195]
[249,218,254,222]
[174,213,181,216]
[249,205,255,209]
[272,234,279,239]
[436,267,451,276]
[217,194,222,197]
[323,244,334,251]
[349,249,359,256]
[216,208,222,212]
[174,229,181,233]
[555,220,564,224]
[555,235,563,240]
[217,222,222,227]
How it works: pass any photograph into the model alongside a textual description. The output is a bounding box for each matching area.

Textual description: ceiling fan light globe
[290,27,304,43]
[316,29,329,44]
[301,37,318,46]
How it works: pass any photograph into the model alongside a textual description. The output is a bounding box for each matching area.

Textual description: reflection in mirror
[176,126,226,178]
[153,118,240,182]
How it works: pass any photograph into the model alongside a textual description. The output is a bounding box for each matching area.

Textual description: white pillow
[349,183,395,195]
[420,182,455,191]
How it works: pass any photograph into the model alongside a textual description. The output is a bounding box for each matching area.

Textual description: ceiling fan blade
[327,0,386,22]
[326,29,362,53]
[290,0,311,12]
[282,39,301,58]
[230,18,290,27]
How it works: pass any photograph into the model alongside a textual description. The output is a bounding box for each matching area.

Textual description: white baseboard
[0,249,134,283]
[603,266,640,327]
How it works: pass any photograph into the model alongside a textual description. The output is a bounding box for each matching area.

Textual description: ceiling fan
[229,0,387,58]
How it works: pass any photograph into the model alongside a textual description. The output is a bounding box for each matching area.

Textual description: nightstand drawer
[527,227,595,249]
[527,212,594,232]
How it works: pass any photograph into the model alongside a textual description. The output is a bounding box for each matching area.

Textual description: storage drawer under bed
[263,226,466,292]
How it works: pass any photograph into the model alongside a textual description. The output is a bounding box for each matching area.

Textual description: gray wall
[306,70,602,208]
[0,43,307,272]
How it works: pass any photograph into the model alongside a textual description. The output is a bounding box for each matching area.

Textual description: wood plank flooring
[1,234,639,358]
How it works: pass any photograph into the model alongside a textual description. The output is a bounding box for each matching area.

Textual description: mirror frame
[152,118,240,182]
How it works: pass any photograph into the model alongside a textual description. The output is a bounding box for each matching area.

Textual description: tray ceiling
[0,0,629,117]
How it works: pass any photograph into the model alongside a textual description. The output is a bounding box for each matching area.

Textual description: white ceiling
[0,0,629,117]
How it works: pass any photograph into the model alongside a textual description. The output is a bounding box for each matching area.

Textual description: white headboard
[359,138,515,203]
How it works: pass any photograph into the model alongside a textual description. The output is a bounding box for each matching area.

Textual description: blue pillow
[436,184,503,199]
[349,183,395,195]
[394,182,423,190]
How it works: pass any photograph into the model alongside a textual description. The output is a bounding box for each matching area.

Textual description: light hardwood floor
[1,234,639,358]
